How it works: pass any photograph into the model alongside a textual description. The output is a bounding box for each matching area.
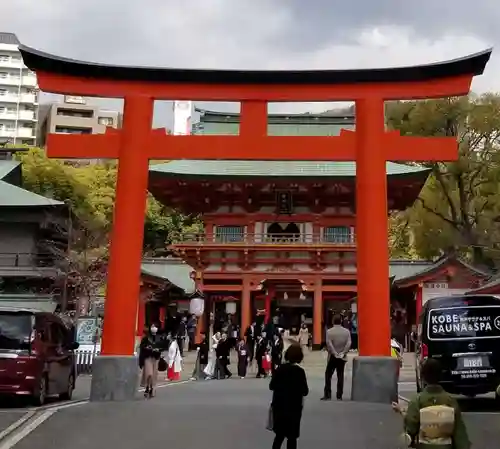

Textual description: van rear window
[0,312,33,350]
[428,306,500,340]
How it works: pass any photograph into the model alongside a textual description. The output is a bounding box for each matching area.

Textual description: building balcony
[0,110,36,121]
[0,252,63,278]
[172,233,356,250]
[0,93,36,104]
[0,128,35,139]
[21,75,37,87]
[0,77,21,87]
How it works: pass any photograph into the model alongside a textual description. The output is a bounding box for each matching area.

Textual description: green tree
[386,94,500,267]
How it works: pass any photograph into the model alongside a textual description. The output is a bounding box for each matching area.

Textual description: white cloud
[1,1,498,125]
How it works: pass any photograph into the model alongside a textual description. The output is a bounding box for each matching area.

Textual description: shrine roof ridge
[19,45,492,85]
[149,160,430,179]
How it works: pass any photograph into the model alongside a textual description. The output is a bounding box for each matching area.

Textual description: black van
[415,295,500,400]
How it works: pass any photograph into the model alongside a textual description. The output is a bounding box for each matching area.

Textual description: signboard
[64,95,86,104]
[427,306,500,340]
[76,317,98,345]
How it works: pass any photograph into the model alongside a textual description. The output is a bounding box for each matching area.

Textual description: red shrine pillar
[355,97,391,357]
[415,283,423,322]
[264,285,275,323]
[100,96,153,356]
[313,277,323,348]
[241,277,252,337]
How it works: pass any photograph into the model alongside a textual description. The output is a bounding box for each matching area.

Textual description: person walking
[191,330,209,380]
[245,321,257,364]
[255,332,269,378]
[270,332,284,376]
[321,314,351,401]
[216,333,232,379]
[177,316,187,356]
[236,338,249,378]
[297,323,309,356]
[268,344,309,449]
[167,334,183,381]
[392,358,470,448]
[139,324,162,398]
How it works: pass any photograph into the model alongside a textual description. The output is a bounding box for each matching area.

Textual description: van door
[51,322,73,393]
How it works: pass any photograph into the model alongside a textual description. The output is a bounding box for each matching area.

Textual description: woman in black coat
[269,343,309,449]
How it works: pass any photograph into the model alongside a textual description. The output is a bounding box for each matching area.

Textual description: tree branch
[416,197,460,230]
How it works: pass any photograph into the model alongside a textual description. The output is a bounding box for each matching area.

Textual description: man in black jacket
[191,331,209,380]
[215,333,232,379]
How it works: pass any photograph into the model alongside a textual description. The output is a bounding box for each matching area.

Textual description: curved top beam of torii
[18,45,492,101]
[19,44,491,85]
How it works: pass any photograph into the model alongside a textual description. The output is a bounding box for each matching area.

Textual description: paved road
[4,351,499,448]
[14,376,404,449]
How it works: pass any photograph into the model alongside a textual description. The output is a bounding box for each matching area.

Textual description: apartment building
[0,32,39,145]
[38,96,121,147]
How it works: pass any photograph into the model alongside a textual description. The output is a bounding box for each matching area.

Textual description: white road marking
[0,410,55,449]
[0,379,192,448]
[0,411,36,441]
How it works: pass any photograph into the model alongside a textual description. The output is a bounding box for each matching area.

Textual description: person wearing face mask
[139,324,162,398]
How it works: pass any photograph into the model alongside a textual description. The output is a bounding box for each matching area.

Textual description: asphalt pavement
[3,351,500,449]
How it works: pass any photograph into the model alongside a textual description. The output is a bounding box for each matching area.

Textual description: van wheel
[32,375,48,406]
[59,373,74,401]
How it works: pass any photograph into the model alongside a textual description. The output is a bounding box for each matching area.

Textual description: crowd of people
[137,309,478,449]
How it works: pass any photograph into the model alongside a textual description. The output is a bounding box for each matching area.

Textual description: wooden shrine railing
[174,233,356,246]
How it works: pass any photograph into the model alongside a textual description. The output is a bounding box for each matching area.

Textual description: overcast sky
[2,0,499,128]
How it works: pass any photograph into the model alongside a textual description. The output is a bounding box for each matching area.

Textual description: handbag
[266,403,274,431]
[158,357,167,372]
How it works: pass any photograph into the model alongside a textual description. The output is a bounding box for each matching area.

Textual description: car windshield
[428,305,500,340]
[0,312,33,350]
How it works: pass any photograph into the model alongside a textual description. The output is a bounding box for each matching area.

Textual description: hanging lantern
[189,297,205,317]
[226,301,237,315]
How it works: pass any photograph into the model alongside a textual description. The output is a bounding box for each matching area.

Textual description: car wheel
[32,375,48,406]
[59,373,74,401]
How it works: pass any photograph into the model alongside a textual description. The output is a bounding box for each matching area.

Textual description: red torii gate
[20,45,491,401]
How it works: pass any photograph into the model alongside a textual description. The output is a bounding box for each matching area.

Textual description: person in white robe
[203,331,221,379]
[167,337,182,381]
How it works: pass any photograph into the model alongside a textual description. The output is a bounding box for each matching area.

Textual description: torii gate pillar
[19,44,491,403]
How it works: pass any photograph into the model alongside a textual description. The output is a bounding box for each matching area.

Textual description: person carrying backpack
[392,358,470,449]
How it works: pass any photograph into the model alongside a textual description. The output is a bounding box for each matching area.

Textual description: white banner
[172,101,193,135]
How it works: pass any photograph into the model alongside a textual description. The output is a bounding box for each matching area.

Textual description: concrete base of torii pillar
[90,356,139,402]
[350,356,399,404]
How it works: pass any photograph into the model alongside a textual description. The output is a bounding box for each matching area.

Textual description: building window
[0,89,7,96]
[323,226,353,243]
[56,108,94,118]
[54,126,92,135]
[215,226,245,243]
[0,72,7,79]
[0,55,8,62]
[98,117,114,126]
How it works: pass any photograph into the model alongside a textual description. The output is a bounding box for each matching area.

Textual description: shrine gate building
[148,110,432,347]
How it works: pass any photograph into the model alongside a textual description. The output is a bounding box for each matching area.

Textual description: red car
[0,307,79,405]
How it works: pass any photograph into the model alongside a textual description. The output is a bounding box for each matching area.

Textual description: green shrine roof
[141,258,195,294]
[150,160,428,179]
[0,160,64,208]
[149,110,430,179]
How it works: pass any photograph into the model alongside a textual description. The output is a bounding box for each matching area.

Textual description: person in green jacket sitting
[393,358,470,448]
